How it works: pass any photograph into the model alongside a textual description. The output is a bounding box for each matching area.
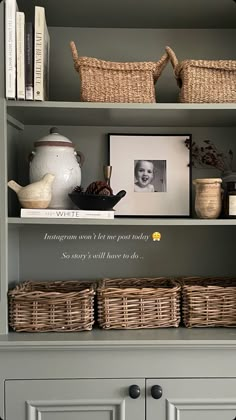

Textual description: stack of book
[5,0,50,101]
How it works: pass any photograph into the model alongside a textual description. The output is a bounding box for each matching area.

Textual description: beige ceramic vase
[193,178,222,219]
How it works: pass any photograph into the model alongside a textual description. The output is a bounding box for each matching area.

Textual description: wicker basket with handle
[97,277,181,329]
[182,277,236,327]
[166,46,236,103]
[8,280,96,332]
[70,41,169,103]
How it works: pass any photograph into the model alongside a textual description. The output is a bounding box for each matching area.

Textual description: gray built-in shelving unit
[1,0,236,332]
[1,0,236,326]
[1,1,236,419]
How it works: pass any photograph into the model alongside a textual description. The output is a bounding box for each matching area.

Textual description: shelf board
[1,328,236,350]
[17,0,236,29]
[8,218,236,226]
[7,102,236,128]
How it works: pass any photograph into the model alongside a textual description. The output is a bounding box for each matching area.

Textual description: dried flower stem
[185,139,233,172]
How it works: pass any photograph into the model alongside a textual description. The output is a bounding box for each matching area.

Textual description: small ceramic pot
[29,127,84,209]
[193,178,222,219]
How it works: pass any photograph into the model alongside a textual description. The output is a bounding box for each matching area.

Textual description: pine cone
[72,185,84,193]
[86,181,113,196]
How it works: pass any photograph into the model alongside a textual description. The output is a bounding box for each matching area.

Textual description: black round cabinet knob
[129,384,141,399]
[151,385,163,399]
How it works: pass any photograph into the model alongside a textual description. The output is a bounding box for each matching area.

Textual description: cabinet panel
[147,378,236,420]
[0,2,4,99]
[5,378,145,420]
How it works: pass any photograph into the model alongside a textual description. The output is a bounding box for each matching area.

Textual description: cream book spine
[20,208,115,219]
[5,0,18,99]
[16,11,25,100]
[34,6,50,100]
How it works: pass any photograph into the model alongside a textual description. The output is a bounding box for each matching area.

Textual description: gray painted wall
[17,225,235,284]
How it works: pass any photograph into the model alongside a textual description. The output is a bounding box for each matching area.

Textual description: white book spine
[34,6,45,101]
[20,209,115,219]
[5,0,18,99]
[16,11,25,100]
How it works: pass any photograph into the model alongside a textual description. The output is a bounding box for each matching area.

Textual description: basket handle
[70,41,80,70]
[165,46,178,69]
[153,52,169,81]
[165,46,182,88]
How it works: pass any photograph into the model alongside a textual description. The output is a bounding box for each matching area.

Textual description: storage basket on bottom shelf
[70,41,169,103]
[97,277,181,329]
[166,46,236,103]
[182,277,236,327]
[8,280,96,332]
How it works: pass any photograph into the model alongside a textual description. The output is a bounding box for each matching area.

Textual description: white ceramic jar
[29,128,84,209]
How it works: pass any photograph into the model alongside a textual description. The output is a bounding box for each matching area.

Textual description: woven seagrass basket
[182,277,236,327]
[166,46,236,103]
[8,280,95,332]
[70,41,169,103]
[97,277,181,329]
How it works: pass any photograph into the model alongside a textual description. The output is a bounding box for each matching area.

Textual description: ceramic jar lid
[34,127,74,148]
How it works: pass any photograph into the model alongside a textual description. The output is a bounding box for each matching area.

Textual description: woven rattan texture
[182,277,236,327]
[97,277,181,329]
[70,41,169,103]
[8,280,95,332]
[166,46,236,103]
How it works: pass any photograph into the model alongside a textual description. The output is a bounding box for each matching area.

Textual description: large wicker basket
[8,280,95,332]
[182,277,236,327]
[97,277,181,329]
[166,46,236,103]
[70,41,169,103]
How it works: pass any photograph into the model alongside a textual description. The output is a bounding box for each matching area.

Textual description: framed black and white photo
[108,134,191,216]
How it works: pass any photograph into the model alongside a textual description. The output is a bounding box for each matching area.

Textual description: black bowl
[68,190,126,211]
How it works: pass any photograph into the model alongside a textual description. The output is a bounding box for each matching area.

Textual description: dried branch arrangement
[185,138,233,172]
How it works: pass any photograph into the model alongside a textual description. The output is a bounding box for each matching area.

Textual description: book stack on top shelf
[5,0,50,101]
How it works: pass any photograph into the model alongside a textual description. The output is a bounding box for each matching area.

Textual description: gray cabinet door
[147,378,236,420]
[5,378,144,420]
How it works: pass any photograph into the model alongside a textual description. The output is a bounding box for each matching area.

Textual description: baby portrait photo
[109,133,191,216]
[134,159,167,192]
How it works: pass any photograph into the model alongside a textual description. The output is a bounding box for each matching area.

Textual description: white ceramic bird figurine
[8,173,55,208]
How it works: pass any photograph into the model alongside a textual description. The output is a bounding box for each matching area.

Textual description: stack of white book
[20,208,115,219]
[5,0,50,101]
